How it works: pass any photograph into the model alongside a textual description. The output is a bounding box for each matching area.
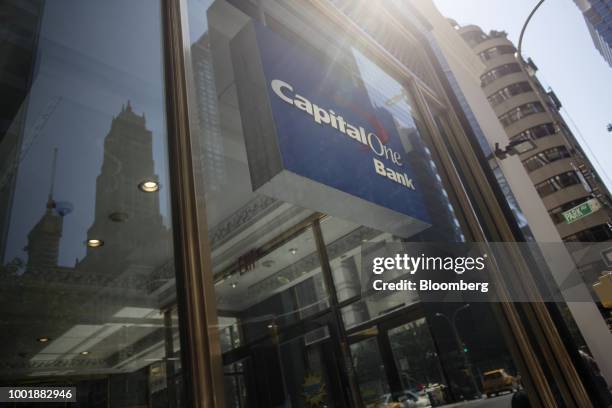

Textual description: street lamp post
[515,0,557,124]
[515,0,564,137]
[517,0,546,60]
[514,0,612,212]
[435,304,480,399]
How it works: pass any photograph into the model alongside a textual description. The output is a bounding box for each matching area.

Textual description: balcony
[505,113,553,139]
[517,134,566,159]
[528,157,575,185]
[482,71,526,94]
[542,184,591,210]
[556,207,612,239]
[473,36,515,55]
[493,92,541,118]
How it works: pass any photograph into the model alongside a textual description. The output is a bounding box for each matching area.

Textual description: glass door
[386,319,450,406]
[223,318,348,408]
[349,333,391,407]
[224,358,251,408]
[348,313,453,407]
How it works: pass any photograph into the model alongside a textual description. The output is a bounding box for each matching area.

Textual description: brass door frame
[161,0,225,406]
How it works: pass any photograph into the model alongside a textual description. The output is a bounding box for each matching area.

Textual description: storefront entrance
[219,293,456,408]
[222,312,349,407]
[348,308,450,407]
[213,215,462,408]
[207,207,526,408]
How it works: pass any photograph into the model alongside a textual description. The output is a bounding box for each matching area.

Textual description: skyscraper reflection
[0,103,176,391]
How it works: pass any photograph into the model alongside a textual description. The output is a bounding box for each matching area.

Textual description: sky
[4,1,171,266]
[433,0,612,192]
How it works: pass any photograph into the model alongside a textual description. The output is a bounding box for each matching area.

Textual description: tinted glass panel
[523,146,571,172]
[0,1,185,405]
[535,171,582,197]
[183,1,557,407]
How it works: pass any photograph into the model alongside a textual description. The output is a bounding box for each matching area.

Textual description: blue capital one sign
[231,22,430,237]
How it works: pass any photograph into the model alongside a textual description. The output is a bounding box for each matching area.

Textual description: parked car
[482,369,519,397]
[373,390,432,408]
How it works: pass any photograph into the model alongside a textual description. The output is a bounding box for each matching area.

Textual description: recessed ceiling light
[289,248,298,255]
[267,324,274,329]
[37,337,50,343]
[138,180,159,193]
[86,239,104,248]
[231,282,237,288]
[79,351,89,356]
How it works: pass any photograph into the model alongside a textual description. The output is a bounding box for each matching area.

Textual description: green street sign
[562,198,602,224]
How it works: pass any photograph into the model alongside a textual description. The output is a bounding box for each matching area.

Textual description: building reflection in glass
[0,1,184,405]
[0,103,177,384]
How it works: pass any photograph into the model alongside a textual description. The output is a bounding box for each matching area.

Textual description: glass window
[535,171,583,197]
[350,335,391,405]
[388,318,446,390]
[511,122,558,142]
[181,1,570,407]
[477,45,516,62]
[480,63,522,86]
[183,0,476,405]
[522,146,571,172]
[215,226,329,346]
[330,0,438,91]
[319,216,422,330]
[498,102,545,127]
[487,82,533,107]
[0,1,185,405]
[564,224,612,242]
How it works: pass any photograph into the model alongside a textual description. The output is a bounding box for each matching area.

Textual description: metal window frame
[161,0,225,406]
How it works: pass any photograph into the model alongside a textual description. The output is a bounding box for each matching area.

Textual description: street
[441,393,514,408]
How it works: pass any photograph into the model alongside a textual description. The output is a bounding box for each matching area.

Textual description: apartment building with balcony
[455,23,612,243]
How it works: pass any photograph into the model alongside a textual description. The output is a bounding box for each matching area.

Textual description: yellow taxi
[482,369,519,397]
